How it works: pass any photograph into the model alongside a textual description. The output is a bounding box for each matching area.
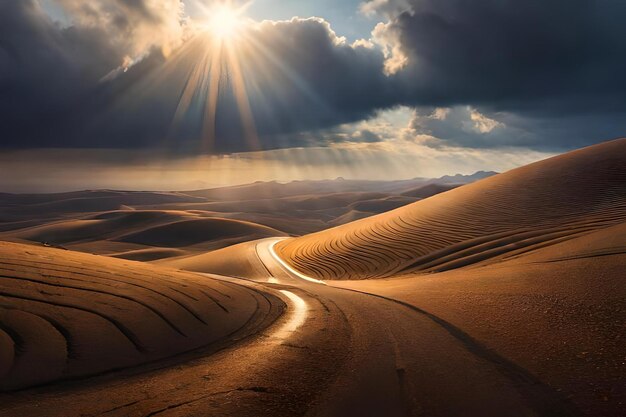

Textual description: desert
[1,139,624,416]
[2,1,626,415]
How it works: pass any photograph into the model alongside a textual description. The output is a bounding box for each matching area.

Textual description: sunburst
[209,4,244,41]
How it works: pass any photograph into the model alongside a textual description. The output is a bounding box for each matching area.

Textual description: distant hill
[0,171,496,260]
[436,171,498,183]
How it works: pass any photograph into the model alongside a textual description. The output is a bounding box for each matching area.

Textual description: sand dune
[160,241,272,279]
[401,183,461,198]
[277,139,626,280]
[1,210,288,261]
[139,192,391,218]
[134,184,477,235]
[328,210,373,227]
[161,215,625,415]
[135,191,421,236]
[508,219,626,264]
[332,222,626,416]
[0,241,279,391]
[110,247,189,262]
[348,196,418,213]
[118,218,287,247]
[216,212,327,235]
[184,178,430,201]
[1,146,622,415]
[6,210,198,245]
[0,191,203,221]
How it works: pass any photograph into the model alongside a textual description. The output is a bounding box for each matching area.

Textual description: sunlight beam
[203,41,223,152]
[225,42,261,151]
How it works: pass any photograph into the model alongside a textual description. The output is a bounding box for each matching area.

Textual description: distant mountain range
[436,171,498,183]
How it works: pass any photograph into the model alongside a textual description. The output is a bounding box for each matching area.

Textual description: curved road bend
[0,238,579,417]
[255,238,580,417]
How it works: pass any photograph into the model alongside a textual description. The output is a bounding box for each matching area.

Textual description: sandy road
[255,238,581,417]
[0,238,580,417]
[0,276,350,417]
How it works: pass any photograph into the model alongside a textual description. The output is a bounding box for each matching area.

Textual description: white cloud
[55,0,188,61]
[470,109,504,133]
[372,21,408,75]
[359,0,410,18]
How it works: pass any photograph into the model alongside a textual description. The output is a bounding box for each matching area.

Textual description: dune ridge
[2,210,288,261]
[0,241,279,391]
[276,139,626,280]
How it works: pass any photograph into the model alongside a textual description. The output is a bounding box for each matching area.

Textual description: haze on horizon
[1,0,626,192]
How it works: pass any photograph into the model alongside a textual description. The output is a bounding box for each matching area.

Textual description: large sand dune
[332,222,626,416]
[116,217,287,247]
[160,241,273,279]
[0,241,280,391]
[277,139,626,280]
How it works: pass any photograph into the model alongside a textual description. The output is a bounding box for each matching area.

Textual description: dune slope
[2,210,288,260]
[5,210,196,245]
[160,241,272,280]
[117,218,287,247]
[277,139,626,280]
[0,241,279,391]
[331,222,626,416]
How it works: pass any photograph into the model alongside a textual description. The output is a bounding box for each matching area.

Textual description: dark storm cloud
[407,106,626,151]
[0,0,183,147]
[0,1,123,142]
[1,0,626,153]
[383,0,626,110]
[197,18,394,152]
[0,2,392,153]
[108,18,393,153]
[372,0,626,148]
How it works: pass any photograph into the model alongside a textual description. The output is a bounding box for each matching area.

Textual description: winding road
[0,238,579,417]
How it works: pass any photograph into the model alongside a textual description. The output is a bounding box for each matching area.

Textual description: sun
[209,5,244,41]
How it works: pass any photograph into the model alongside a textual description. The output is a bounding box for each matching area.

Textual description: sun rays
[168,1,261,153]
[111,0,346,185]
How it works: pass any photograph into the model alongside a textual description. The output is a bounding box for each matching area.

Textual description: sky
[1,0,625,192]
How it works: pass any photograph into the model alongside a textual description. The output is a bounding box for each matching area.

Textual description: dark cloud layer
[0,2,392,153]
[385,0,626,111]
[374,0,626,148]
[1,0,626,153]
[0,1,122,138]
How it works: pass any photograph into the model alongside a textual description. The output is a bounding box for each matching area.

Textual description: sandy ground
[0,241,283,391]
[0,239,582,417]
[165,233,624,416]
[331,226,626,417]
[0,141,624,416]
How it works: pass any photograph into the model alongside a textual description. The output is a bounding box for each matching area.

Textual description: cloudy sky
[1,0,625,192]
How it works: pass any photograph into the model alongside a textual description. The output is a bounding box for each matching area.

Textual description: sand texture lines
[277,139,626,279]
[0,241,276,390]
